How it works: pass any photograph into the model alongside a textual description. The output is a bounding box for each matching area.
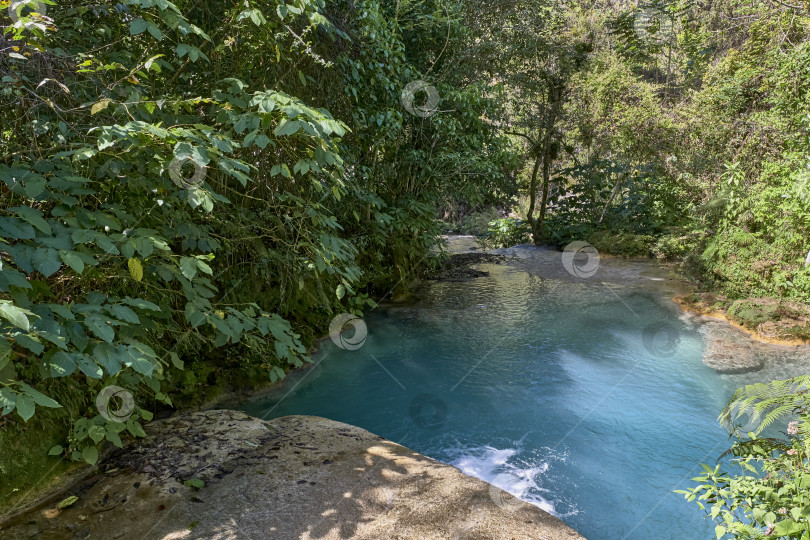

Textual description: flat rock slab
[1,410,582,540]
[703,337,764,373]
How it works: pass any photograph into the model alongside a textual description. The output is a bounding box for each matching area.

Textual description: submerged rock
[426,252,510,281]
[702,338,764,374]
[0,410,581,539]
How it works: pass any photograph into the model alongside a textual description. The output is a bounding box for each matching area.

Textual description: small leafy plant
[678,377,810,539]
[480,217,532,248]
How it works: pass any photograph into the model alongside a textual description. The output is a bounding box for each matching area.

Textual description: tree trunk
[537,150,551,241]
[526,154,542,245]
[598,172,628,224]
[532,81,563,245]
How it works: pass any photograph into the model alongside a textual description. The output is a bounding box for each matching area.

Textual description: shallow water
[240,252,810,539]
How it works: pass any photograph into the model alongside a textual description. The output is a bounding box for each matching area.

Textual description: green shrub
[0,0,513,486]
[458,208,501,236]
[678,377,810,539]
[480,218,532,248]
[586,230,655,257]
[651,229,704,260]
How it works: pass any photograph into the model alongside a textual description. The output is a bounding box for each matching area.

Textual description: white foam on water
[448,445,574,517]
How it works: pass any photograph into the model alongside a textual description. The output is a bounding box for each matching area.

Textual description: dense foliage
[538,0,810,302]
[457,0,810,306]
[677,377,810,539]
[0,0,512,500]
[4,0,810,533]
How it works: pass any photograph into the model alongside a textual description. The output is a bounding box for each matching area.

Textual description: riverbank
[0,410,582,539]
[674,293,810,347]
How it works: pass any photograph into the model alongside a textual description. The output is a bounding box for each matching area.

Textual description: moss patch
[727,299,782,330]
[0,408,86,518]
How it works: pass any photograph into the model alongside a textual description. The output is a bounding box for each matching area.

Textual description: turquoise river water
[239,250,810,539]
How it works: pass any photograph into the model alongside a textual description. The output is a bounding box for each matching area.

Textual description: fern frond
[720,376,810,436]
[717,438,790,462]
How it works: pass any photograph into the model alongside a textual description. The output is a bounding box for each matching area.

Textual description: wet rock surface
[0,410,582,540]
[702,337,765,374]
[427,253,511,281]
[689,318,810,376]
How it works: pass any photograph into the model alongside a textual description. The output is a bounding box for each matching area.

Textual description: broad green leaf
[128,258,143,282]
[32,248,61,277]
[48,304,74,320]
[10,206,51,234]
[15,334,44,355]
[125,346,153,376]
[21,384,60,408]
[84,315,115,343]
[274,119,300,137]
[169,351,184,370]
[129,18,148,35]
[105,425,123,447]
[23,176,46,198]
[179,257,197,280]
[774,519,805,536]
[76,355,102,379]
[107,305,139,324]
[123,297,160,311]
[50,351,76,377]
[93,343,122,376]
[0,339,10,371]
[184,478,204,489]
[81,445,99,465]
[0,301,31,331]
[249,9,266,26]
[134,237,154,258]
[195,259,213,275]
[146,22,163,40]
[16,394,35,422]
[60,251,85,274]
[126,418,147,438]
[88,424,106,444]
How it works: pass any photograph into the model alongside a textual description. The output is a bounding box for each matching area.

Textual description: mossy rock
[726,298,810,342]
[727,299,782,330]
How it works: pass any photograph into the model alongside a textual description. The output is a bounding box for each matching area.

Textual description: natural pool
[239,247,810,539]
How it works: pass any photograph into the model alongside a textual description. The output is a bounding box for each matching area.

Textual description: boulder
[0,410,582,540]
[703,338,764,374]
